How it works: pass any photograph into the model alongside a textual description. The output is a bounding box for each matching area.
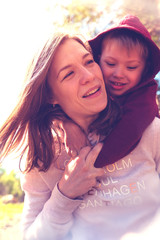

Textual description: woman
[0,32,119,239]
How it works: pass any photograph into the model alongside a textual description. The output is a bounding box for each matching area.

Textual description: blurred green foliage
[0,169,24,202]
[49,0,160,47]
[0,201,23,228]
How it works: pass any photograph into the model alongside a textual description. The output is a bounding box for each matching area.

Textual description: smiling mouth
[83,87,100,98]
[110,81,126,86]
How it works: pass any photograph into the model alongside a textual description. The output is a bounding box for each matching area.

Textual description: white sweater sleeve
[21,170,82,240]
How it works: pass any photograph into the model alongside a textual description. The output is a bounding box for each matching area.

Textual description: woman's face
[48,38,107,131]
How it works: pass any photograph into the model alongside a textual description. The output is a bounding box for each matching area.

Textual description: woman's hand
[58,143,104,199]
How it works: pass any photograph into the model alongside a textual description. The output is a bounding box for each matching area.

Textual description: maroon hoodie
[89,15,160,168]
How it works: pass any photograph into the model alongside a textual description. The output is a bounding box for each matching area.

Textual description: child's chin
[111,90,124,96]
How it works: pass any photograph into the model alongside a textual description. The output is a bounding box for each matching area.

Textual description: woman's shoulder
[21,168,49,193]
[147,117,160,129]
[142,117,160,138]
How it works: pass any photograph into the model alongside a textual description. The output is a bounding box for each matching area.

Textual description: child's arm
[52,120,89,170]
[63,120,89,157]
[95,80,159,168]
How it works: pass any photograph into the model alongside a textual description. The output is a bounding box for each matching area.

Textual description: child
[89,14,160,168]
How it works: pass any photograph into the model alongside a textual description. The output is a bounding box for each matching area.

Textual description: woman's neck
[73,114,98,134]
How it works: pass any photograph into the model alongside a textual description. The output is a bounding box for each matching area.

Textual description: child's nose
[113,66,124,79]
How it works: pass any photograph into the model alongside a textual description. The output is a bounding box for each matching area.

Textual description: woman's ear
[48,97,58,105]
[45,81,59,105]
[53,99,59,105]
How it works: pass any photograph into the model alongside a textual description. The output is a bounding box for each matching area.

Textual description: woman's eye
[63,71,74,80]
[86,59,94,65]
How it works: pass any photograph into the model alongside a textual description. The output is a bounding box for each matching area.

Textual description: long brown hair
[0,32,120,173]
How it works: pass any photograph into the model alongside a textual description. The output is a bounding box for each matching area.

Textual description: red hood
[89,14,160,80]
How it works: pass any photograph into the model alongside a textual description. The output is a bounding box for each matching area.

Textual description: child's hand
[58,143,104,199]
[63,120,89,157]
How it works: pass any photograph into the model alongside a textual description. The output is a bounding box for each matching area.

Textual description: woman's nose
[79,67,94,84]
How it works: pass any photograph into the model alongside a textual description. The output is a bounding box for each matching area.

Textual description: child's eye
[106,62,115,67]
[63,71,74,80]
[127,66,138,70]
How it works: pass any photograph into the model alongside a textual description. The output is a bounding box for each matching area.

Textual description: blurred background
[0,1,159,239]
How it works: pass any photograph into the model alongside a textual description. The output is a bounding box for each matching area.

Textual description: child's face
[99,39,146,96]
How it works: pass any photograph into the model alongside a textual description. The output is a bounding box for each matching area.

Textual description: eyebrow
[57,52,91,78]
[105,56,141,63]
[126,60,142,64]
